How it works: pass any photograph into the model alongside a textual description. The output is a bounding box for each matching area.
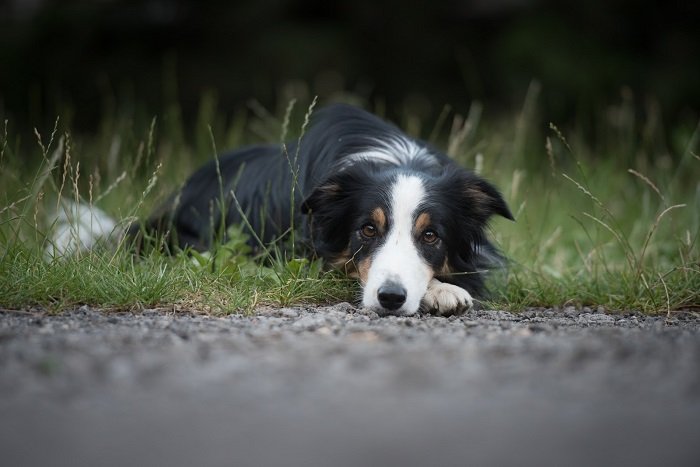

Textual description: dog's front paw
[422,279,474,315]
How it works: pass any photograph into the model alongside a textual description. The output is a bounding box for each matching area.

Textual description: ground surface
[1,304,699,467]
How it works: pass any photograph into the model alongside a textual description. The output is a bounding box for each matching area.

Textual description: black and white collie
[128,104,513,316]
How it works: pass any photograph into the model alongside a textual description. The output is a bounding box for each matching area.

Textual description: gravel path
[2,304,699,467]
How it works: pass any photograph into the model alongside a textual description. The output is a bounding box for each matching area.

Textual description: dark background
[1,0,699,134]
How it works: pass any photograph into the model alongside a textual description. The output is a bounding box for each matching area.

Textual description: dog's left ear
[462,175,514,222]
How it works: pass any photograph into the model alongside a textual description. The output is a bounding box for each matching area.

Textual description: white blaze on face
[362,174,433,315]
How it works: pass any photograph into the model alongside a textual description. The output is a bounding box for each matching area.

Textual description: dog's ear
[301,171,364,257]
[301,168,366,216]
[301,180,344,215]
[441,169,514,224]
[461,174,514,222]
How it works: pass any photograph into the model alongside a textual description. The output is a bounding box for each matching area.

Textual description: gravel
[1,304,699,467]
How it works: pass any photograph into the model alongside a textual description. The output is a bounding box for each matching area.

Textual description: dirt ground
[1,304,699,467]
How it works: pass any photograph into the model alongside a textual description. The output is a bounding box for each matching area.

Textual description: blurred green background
[1,0,698,135]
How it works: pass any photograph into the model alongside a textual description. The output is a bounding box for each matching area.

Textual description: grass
[1,90,698,315]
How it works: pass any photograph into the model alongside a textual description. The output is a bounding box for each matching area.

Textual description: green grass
[1,92,698,314]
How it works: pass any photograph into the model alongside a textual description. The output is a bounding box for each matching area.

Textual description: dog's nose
[377,282,407,311]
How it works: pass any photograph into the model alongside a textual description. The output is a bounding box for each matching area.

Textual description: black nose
[377,282,407,311]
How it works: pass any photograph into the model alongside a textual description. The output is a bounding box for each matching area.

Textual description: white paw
[422,279,474,315]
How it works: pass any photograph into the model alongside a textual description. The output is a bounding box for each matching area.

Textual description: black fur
[132,104,513,299]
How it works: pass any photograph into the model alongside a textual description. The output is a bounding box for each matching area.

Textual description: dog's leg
[422,278,474,315]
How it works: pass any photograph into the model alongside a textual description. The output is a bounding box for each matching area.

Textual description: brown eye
[361,223,377,238]
[421,229,438,244]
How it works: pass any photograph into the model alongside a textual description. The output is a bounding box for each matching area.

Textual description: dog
[128,104,513,316]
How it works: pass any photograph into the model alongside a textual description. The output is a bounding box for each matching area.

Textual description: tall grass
[0,89,698,314]
[0,100,356,313]
[442,86,700,314]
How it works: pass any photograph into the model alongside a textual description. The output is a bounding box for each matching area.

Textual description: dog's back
[131,144,288,251]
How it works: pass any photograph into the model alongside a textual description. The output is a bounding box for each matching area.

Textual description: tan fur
[439,257,453,276]
[330,249,355,276]
[357,257,372,285]
[414,212,431,234]
[371,207,387,233]
[330,245,368,279]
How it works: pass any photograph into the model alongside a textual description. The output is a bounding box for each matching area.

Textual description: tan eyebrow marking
[414,212,431,234]
[371,207,387,233]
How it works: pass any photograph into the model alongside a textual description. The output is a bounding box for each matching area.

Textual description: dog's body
[133,104,512,315]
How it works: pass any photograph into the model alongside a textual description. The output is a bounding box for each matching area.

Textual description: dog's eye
[360,223,377,238]
[421,229,438,244]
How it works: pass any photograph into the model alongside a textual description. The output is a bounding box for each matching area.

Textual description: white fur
[344,136,434,167]
[45,201,117,260]
[422,278,474,315]
[362,174,432,315]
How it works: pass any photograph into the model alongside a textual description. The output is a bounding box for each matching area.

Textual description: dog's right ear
[301,180,344,215]
[301,171,363,257]
[301,168,365,215]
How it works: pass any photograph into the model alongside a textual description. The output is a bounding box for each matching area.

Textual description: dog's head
[302,165,512,316]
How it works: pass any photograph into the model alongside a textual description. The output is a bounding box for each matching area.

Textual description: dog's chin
[362,301,421,317]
